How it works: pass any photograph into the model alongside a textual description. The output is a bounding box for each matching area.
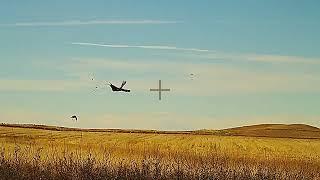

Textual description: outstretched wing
[120,81,127,88]
[71,116,77,121]
[109,83,119,91]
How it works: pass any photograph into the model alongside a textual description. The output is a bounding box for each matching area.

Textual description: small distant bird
[71,115,78,121]
[89,73,96,81]
[109,81,131,92]
[190,73,196,80]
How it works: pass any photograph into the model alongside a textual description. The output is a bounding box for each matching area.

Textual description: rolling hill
[1,123,319,139]
[221,124,320,139]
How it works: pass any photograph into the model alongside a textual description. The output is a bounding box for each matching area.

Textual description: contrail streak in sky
[71,42,210,53]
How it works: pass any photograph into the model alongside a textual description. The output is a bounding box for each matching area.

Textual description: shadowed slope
[222,124,320,139]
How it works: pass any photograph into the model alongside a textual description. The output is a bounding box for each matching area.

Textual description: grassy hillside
[1,123,320,139]
[0,124,319,179]
[223,124,320,139]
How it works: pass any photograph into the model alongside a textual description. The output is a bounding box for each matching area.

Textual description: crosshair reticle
[150,80,171,100]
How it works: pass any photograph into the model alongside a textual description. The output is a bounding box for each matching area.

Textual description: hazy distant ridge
[1,123,319,139]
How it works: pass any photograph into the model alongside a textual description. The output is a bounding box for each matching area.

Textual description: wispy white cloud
[200,52,320,65]
[71,42,210,53]
[0,79,90,92]
[0,20,179,27]
[3,55,320,95]
[54,58,320,95]
[71,42,320,64]
[0,109,66,126]
[245,54,320,64]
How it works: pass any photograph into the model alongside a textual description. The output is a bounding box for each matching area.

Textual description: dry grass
[0,125,319,179]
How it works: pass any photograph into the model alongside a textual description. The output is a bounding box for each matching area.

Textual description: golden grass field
[0,124,319,179]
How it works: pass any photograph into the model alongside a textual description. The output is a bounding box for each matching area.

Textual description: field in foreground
[0,124,319,180]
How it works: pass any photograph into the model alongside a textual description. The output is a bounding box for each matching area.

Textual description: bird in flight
[89,73,95,81]
[190,73,196,80]
[71,115,78,121]
[109,81,131,92]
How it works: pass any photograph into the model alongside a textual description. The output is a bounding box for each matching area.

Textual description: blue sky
[1,0,320,130]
